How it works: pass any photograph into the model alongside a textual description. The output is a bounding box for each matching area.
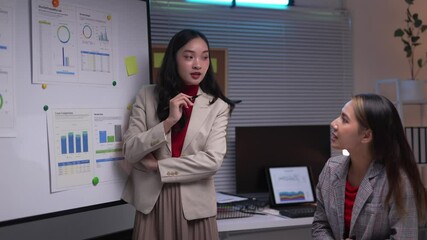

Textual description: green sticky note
[154,52,165,68]
[211,58,218,73]
[125,56,139,76]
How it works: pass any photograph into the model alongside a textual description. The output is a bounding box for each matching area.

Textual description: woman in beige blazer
[312,94,427,239]
[122,29,235,240]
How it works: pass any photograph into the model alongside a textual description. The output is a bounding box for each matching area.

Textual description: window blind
[149,0,353,193]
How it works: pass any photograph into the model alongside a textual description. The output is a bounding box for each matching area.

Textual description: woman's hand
[140,153,158,172]
[163,93,194,133]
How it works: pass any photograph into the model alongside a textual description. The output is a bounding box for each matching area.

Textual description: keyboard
[278,206,316,218]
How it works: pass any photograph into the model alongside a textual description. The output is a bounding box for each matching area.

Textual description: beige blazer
[121,85,230,220]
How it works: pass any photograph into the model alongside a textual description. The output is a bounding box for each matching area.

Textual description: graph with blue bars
[60,131,89,154]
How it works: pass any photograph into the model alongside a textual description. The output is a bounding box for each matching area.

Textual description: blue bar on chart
[99,130,107,143]
[76,134,81,153]
[68,132,74,154]
[62,47,65,66]
[62,47,70,67]
[83,131,88,152]
[61,136,67,154]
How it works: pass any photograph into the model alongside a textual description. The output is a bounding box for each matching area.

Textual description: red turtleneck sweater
[171,85,199,157]
[344,180,359,238]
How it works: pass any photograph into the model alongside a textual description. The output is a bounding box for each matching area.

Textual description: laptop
[266,166,317,218]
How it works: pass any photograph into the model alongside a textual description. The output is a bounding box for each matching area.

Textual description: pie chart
[83,25,92,39]
[57,25,70,44]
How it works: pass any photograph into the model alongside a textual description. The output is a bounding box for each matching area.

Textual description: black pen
[191,94,201,100]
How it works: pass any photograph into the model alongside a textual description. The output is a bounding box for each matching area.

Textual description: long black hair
[352,93,427,222]
[155,29,235,127]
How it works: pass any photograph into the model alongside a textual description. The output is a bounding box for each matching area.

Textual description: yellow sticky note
[154,53,165,68]
[211,58,218,73]
[125,56,139,76]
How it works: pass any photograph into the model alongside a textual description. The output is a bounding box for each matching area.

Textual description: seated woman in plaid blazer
[312,93,427,240]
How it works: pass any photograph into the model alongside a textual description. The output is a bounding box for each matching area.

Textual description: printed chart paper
[31,0,115,85]
[0,4,16,137]
[47,108,128,192]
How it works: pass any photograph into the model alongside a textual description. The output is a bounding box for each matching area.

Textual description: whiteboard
[0,0,150,224]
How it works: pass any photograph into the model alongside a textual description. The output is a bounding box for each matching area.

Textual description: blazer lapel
[333,156,350,237]
[350,161,383,233]
[181,91,211,153]
[350,177,373,233]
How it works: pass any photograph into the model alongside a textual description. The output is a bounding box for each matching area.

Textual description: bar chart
[48,108,128,192]
[98,125,122,143]
[94,114,123,155]
[60,130,89,154]
[92,109,126,183]
[62,47,70,67]
[98,27,109,42]
[49,109,93,191]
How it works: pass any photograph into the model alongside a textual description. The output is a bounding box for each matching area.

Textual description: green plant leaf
[413,13,420,21]
[405,0,414,4]
[418,58,424,67]
[422,25,427,32]
[412,36,420,43]
[394,29,404,37]
[404,45,412,57]
[415,19,422,28]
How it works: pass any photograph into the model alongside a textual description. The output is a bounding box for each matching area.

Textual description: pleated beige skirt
[132,183,219,240]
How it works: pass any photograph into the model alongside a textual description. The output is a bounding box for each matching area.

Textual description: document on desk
[216,192,248,203]
[261,208,284,217]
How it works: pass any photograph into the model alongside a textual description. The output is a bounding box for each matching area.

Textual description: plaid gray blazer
[312,155,419,240]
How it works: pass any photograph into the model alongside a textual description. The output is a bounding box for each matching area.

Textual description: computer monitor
[235,125,331,195]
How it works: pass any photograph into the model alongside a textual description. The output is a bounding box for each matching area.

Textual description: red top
[171,85,199,157]
[344,180,359,238]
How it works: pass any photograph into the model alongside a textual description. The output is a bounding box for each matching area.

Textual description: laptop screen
[266,166,316,207]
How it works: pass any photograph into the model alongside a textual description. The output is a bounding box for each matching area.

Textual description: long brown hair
[352,93,427,223]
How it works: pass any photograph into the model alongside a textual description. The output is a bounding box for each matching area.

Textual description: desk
[217,212,312,240]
